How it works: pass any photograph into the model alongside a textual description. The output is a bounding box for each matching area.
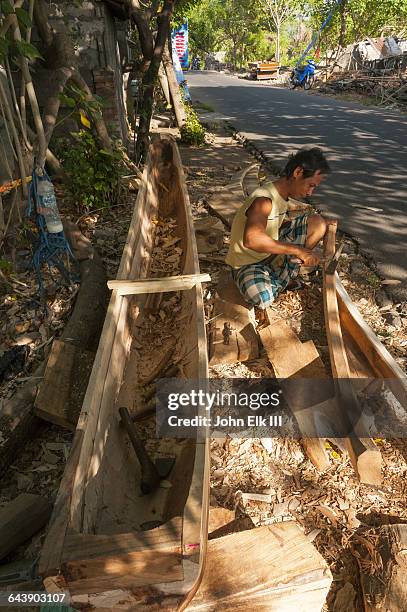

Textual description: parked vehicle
[288,59,316,90]
[191,57,201,70]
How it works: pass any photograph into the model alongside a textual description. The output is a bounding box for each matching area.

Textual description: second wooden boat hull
[39,138,210,609]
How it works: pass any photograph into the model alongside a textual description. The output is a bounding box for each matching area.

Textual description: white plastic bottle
[36,177,63,233]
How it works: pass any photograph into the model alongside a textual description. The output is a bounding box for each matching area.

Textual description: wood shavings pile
[183,131,407,611]
[131,216,184,387]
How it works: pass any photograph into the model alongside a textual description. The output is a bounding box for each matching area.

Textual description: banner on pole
[172,21,189,69]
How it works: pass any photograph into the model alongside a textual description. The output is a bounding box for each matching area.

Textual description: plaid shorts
[232,214,309,309]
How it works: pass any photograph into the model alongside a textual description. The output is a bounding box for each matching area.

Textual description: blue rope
[295,0,344,67]
[27,169,76,295]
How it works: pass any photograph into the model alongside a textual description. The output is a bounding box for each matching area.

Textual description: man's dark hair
[282,147,331,178]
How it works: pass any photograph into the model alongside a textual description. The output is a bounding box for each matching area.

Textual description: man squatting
[226,148,333,321]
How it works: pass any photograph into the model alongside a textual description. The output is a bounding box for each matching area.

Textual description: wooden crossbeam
[107,273,211,295]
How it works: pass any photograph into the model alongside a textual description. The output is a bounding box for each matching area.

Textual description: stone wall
[32,1,129,142]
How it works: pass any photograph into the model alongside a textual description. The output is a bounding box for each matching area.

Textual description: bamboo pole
[0,79,28,196]
[162,42,186,129]
[20,0,35,137]
[10,14,47,170]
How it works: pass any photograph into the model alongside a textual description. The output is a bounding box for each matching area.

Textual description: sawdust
[184,125,407,611]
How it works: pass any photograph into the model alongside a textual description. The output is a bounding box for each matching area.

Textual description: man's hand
[294,247,321,267]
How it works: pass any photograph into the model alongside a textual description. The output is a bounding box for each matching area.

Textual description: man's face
[290,167,326,199]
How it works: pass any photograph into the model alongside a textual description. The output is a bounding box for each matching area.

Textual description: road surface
[186,71,407,288]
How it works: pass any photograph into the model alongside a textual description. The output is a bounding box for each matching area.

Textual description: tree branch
[70,71,113,152]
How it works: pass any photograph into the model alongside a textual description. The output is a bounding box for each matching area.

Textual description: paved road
[187,71,407,287]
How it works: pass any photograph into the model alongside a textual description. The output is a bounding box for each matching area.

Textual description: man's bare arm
[243,197,320,265]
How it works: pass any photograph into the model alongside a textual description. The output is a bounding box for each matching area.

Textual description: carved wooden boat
[39,137,210,609]
[323,223,407,485]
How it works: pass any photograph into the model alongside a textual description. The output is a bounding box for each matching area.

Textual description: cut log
[0,494,52,561]
[62,218,93,261]
[259,317,331,472]
[34,340,95,429]
[210,297,258,365]
[61,225,108,353]
[193,217,224,254]
[323,223,381,486]
[188,522,332,611]
[216,268,251,309]
[355,524,407,612]
[208,507,235,534]
[158,63,171,108]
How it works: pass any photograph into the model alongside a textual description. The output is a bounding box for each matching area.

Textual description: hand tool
[119,406,175,494]
[290,239,344,274]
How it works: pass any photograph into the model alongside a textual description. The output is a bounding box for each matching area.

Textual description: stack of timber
[39,137,210,609]
[318,71,407,108]
[248,61,280,80]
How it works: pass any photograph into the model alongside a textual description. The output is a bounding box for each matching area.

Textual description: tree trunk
[33,0,112,160]
[276,23,281,63]
[134,0,175,164]
[339,0,348,49]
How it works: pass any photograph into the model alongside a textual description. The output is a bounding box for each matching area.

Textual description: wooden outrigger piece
[107,273,211,295]
[323,222,382,485]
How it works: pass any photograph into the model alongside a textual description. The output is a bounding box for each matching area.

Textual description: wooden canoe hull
[40,137,210,608]
[336,273,407,409]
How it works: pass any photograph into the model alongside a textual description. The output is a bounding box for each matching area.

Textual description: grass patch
[193,100,215,113]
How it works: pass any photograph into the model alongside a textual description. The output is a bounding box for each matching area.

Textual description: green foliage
[182,0,406,69]
[0,1,14,17]
[58,130,126,211]
[180,104,206,146]
[56,84,108,133]
[15,7,32,29]
[14,39,42,60]
[0,4,40,62]
[60,84,107,116]
[302,0,407,51]
[0,37,9,62]
[184,0,286,67]
[0,257,12,274]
